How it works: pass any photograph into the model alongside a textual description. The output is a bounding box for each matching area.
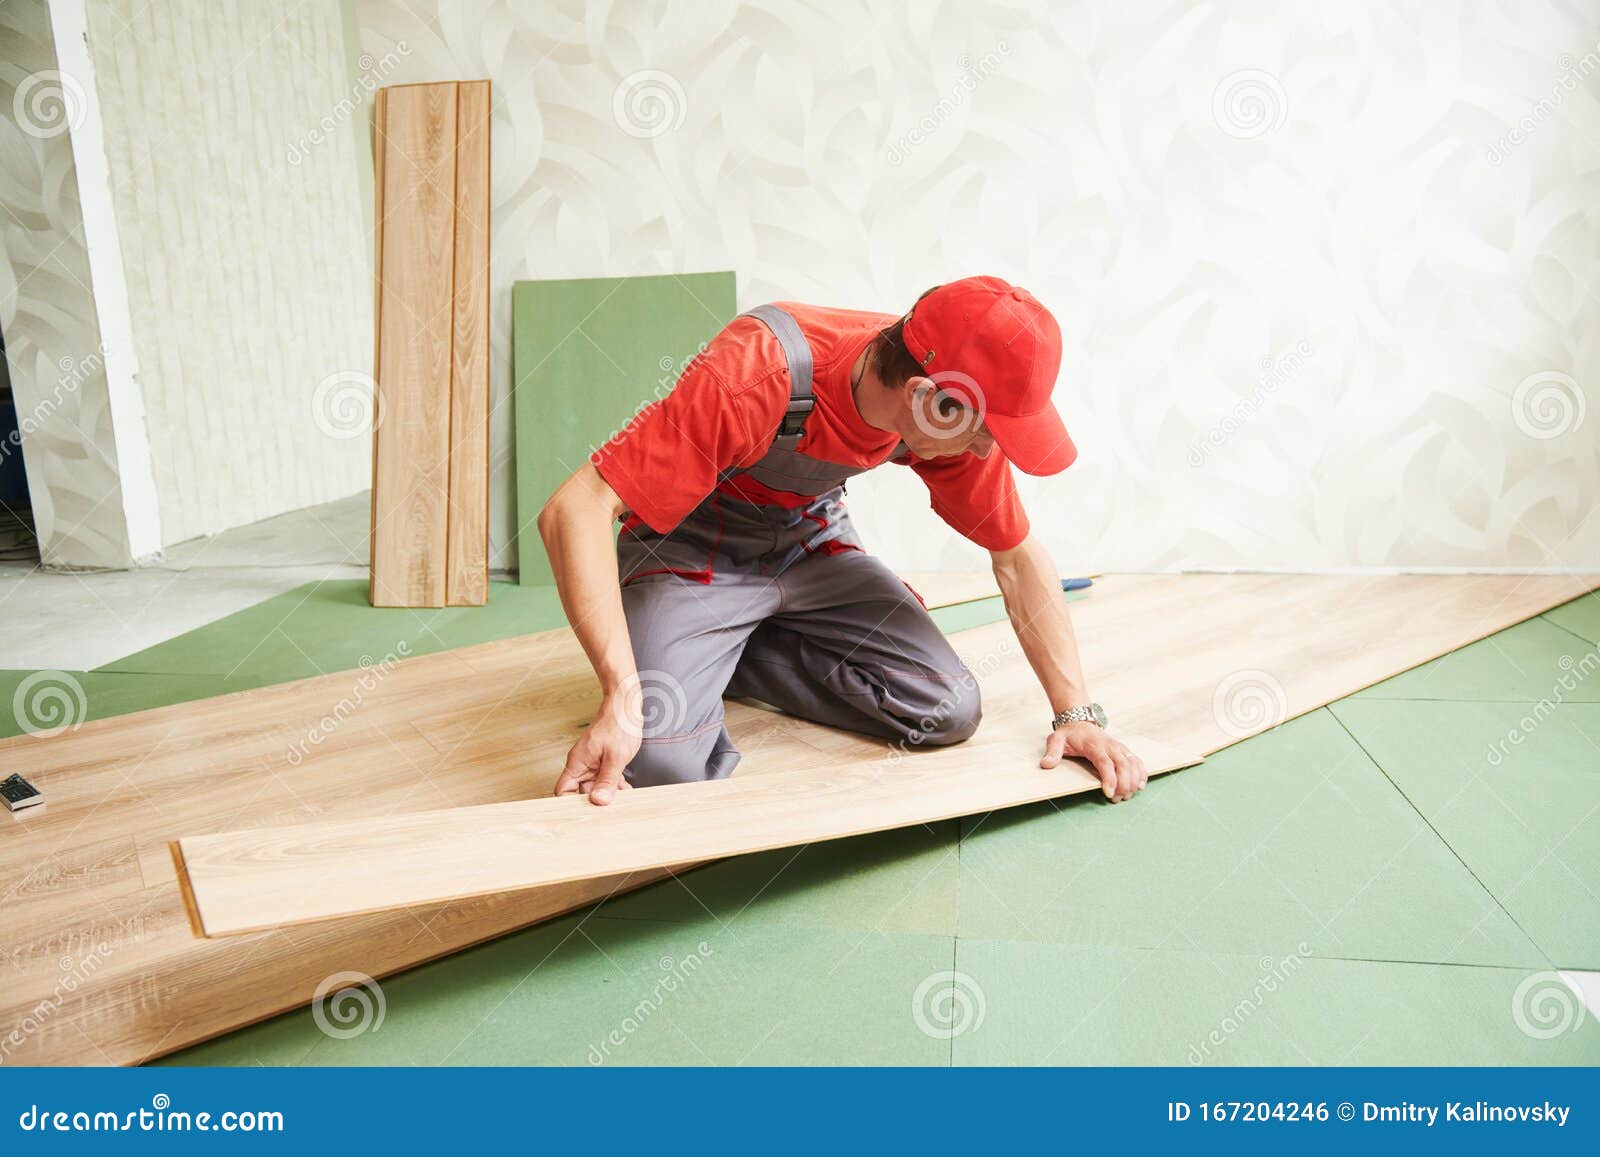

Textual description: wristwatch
[1052,703,1108,730]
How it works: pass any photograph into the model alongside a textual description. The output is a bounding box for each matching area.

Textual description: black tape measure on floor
[2,773,43,812]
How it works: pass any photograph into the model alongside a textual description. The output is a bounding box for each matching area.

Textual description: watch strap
[1052,704,1105,730]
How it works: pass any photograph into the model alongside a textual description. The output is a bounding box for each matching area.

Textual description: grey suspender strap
[743,304,814,443]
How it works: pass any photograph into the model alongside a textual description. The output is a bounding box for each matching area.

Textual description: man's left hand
[1041,721,1148,802]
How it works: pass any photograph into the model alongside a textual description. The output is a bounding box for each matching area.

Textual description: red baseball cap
[900,276,1075,475]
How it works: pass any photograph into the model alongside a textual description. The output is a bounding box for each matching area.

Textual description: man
[537,276,1147,806]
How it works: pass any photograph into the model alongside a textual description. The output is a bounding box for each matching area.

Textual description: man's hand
[1041,721,1148,802]
[553,690,642,806]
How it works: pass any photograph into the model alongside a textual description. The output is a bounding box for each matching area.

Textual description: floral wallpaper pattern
[362,2,1595,569]
[0,0,133,568]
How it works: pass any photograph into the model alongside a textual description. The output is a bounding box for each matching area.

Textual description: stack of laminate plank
[369,80,492,607]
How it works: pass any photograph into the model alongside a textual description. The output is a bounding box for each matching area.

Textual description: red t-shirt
[592,302,1031,552]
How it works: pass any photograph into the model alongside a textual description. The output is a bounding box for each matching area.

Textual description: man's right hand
[539,466,642,806]
[553,689,643,806]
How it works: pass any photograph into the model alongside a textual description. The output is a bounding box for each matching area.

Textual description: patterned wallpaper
[361,0,1592,571]
[0,0,133,568]
[82,0,374,547]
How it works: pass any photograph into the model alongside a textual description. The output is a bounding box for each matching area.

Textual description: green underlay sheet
[161,907,1600,1069]
[962,709,1545,966]
[1353,616,1600,702]
[1544,588,1600,645]
[512,271,738,586]
[94,580,568,682]
[593,820,964,936]
[1331,698,1600,969]
[0,669,253,741]
[164,916,956,1067]
[949,940,1600,1065]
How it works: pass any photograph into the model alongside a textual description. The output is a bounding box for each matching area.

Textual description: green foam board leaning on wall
[512,272,738,585]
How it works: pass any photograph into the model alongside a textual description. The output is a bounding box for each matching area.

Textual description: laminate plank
[445,80,491,606]
[179,735,1199,936]
[369,82,458,607]
[366,86,386,576]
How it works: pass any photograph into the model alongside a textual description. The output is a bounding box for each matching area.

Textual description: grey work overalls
[617,305,982,786]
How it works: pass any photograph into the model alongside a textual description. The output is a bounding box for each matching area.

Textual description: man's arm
[989,533,1148,802]
[536,463,641,805]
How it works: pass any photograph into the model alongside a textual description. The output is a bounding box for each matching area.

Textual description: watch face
[1091,703,1108,728]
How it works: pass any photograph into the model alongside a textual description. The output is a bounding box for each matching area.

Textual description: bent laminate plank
[1,574,1594,1065]
[369,80,492,608]
[177,735,1201,936]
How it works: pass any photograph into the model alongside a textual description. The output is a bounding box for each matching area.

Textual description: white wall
[80,0,375,548]
[0,0,140,568]
[359,0,1599,573]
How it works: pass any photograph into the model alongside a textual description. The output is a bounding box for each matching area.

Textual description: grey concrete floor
[0,492,374,670]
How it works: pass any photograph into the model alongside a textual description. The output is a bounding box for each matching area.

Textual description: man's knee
[624,725,739,788]
[903,677,982,746]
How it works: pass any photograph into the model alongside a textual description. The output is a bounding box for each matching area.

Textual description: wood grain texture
[0,574,1592,1064]
[179,735,1201,935]
[369,82,457,607]
[445,80,491,606]
[367,85,388,569]
[369,80,492,608]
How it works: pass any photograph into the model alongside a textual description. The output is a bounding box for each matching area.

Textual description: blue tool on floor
[1061,577,1093,592]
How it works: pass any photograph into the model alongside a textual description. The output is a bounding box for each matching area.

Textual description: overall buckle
[778,396,814,438]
